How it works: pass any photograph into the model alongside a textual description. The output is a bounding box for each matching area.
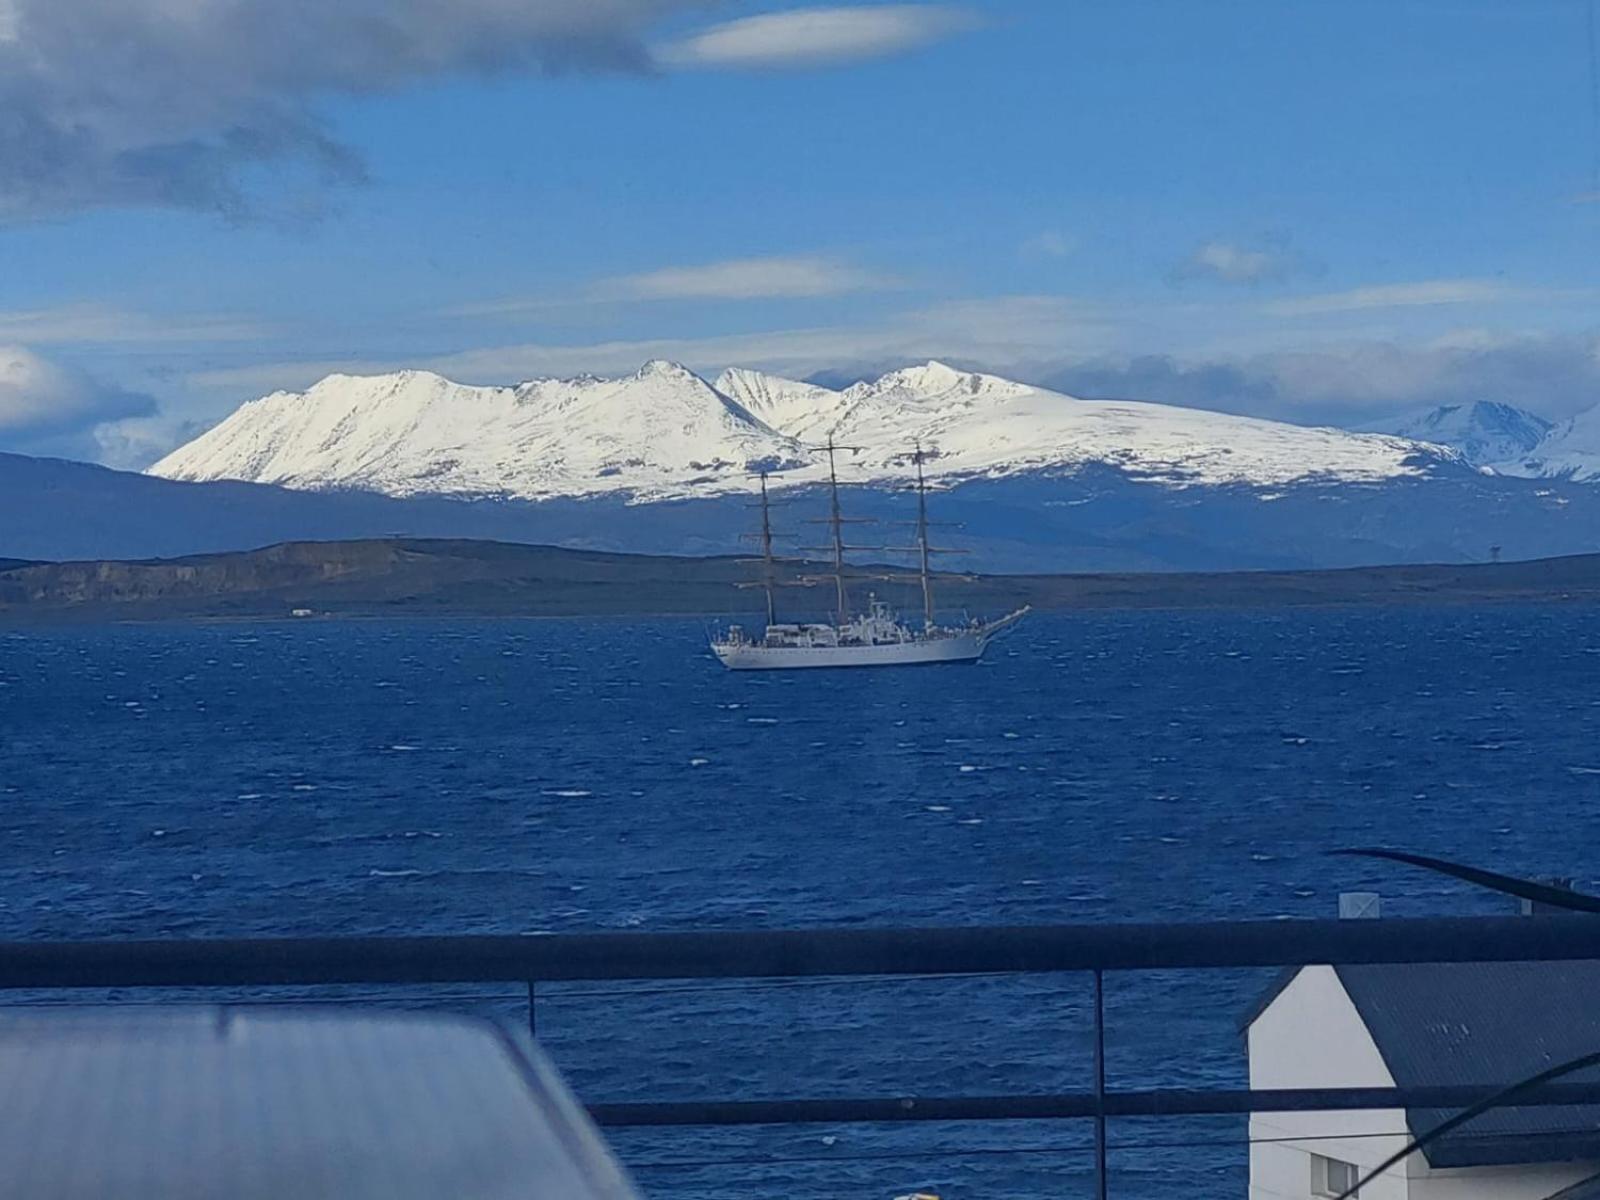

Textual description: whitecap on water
[388,744,420,752]
[746,717,779,725]
[689,758,709,766]
[924,805,951,812]
[1569,766,1600,775]
[235,793,263,801]
[543,789,593,798]
[291,783,318,792]
[368,869,423,878]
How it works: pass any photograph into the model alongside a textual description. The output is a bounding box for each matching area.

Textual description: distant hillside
[11,449,1600,575]
[3,538,1600,623]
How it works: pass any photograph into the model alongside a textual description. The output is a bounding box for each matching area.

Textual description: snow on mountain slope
[728,361,1445,488]
[152,361,806,499]
[1505,404,1600,481]
[152,359,1452,500]
[1364,401,1552,469]
[714,367,853,443]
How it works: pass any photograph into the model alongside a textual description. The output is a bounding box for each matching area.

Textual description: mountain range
[4,360,1600,573]
[152,360,1449,499]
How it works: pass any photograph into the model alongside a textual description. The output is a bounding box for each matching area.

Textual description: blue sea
[3,607,1599,1198]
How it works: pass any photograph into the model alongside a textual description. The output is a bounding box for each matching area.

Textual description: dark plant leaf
[1331,848,1600,914]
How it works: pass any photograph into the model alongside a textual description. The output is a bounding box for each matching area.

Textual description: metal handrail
[3,915,1595,1198]
[0,914,1592,988]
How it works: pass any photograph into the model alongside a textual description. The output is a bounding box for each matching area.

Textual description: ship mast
[824,437,849,623]
[799,435,874,625]
[756,471,777,626]
[913,443,934,629]
[735,470,784,626]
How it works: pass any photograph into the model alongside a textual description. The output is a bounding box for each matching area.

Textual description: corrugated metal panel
[1337,961,1600,1168]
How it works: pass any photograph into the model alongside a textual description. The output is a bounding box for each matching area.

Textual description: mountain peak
[1367,399,1554,468]
[873,360,970,393]
[636,358,699,381]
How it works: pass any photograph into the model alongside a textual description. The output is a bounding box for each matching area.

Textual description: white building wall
[1249,966,1411,1200]
[1248,966,1599,1200]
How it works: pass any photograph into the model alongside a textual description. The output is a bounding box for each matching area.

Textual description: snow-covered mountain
[1364,401,1552,469]
[1499,406,1600,482]
[151,361,808,499]
[153,360,1451,500]
[1365,398,1600,481]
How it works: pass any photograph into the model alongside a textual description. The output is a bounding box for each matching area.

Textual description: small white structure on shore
[1245,897,1600,1199]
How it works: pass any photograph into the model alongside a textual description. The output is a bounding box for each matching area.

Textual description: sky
[1,0,1598,466]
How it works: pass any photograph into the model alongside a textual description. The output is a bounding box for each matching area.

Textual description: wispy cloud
[1173,238,1303,285]
[452,254,901,316]
[659,5,979,70]
[1021,230,1075,259]
[604,255,897,301]
[0,304,269,345]
[1043,332,1600,426]
[189,294,1113,394]
[1265,279,1524,316]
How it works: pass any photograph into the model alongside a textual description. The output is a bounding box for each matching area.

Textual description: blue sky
[1,0,1598,464]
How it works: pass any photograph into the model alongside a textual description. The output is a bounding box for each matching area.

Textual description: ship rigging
[710,440,1028,670]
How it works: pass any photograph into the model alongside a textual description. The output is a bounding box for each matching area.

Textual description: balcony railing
[2,914,1598,1198]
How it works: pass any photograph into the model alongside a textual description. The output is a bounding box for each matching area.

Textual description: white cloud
[1265,279,1516,316]
[0,345,154,444]
[1175,239,1300,285]
[0,0,708,220]
[188,294,1113,394]
[0,304,269,345]
[659,5,978,70]
[605,255,897,300]
[450,254,901,316]
[1021,231,1075,259]
[1043,332,1600,426]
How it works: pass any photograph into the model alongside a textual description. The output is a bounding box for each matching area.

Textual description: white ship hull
[713,629,988,671]
[711,607,1027,671]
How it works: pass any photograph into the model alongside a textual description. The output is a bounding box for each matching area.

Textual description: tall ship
[710,441,1028,670]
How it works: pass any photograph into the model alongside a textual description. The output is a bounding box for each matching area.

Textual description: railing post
[1094,968,1107,1200]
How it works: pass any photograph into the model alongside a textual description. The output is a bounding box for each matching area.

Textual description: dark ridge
[3,537,1600,623]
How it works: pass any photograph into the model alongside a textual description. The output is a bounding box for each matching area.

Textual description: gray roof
[1251,961,1600,1169]
[0,1007,640,1199]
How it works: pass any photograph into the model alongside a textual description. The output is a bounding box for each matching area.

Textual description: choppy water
[2,608,1598,1198]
